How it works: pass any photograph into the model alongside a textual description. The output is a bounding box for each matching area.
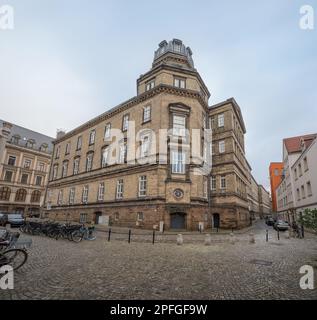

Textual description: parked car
[273,220,289,231]
[265,217,275,226]
[7,213,25,228]
[0,213,8,226]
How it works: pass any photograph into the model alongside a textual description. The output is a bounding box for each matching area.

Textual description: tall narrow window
[62,161,68,178]
[145,79,155,91]
[21,174,28,184]
[298,163,302,176]
[174,77,186,89]
[301,185,305,199]
[101,147,109,167]
[218,114,224,127]
[138,176,147,197]
[97,182,105,201]
[104,123,111,139]
[8,156,16,166]
[140,134,150,157]
[57,190,63,205]
[55,146,60,159]
[65,142,70,155]
[35,176,42,186]
[86,153,93,172]
[203,177,207,198]
[122,115,129,131]
[173,115,186,136]
[89,129,96,145]
[24,159,32,169]
[69,187,75,205]
[118,143,127,164]
[73,157,80,175]
[116,179,124,199]
[219,140,225,153]
[303,157,308,171]
[220,176,226,189]
[76,136,82,150]
[82,186,89,204]
[307,181,312,196]
[211,176,216,190]
[171,151,185,174]
[143,106,151,123]
[53,164,58,180]
[4,171,12,182]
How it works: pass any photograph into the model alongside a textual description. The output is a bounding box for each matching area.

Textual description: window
[24,159,32,169]
[35,176,42,186]
[65,142,70,155]
[57,190,63,205]
[137,212,144,221]
[98,182,105,201]
[122,115,129,131]
[76,136,82,150]
[80,213,87,223]
[73,158,80,175]
[101,147,109,167]
[143,106,151,123]
[297,188,300,201]
[21,174,28,184]
[219,140,225,153]
[69,187,75,205]
[116,179,123,199]
[303,157,308,171]
[171,151,185,174]
[209,117,215,129]
[203,177,207,198]
[307,181,312,196]
[138,176,147,197]
[173,115,186,136]
[104,123,111,139]
[31,190,41,203]
[4,171,13,182]
[145,79,155,91]
[218,114,224,127]
[220,176,226,189]
[52,164,58,180]
[0,187,11,201]
[86,153,93,172]
[15,189,27,202]
[89,129,96,145]
[62,161,68,178]
[298,163,302,176]
[173,42,181,52]
[294,168,298,180]
[8,156,16,166]
[37,162,45,172]
[202,114,206,129]
[82,186,89,204]
[40,143,48,152]
[174,77,186,89]
[55,146,60,159]
[211,176,216,190]
[140,134,150,157]
[274,169,279,176]
[301,185,305,199]
[119,143,127,164]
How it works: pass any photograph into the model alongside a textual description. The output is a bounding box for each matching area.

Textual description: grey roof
[0,119,54,154]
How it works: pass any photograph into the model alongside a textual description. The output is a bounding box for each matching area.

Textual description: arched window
[31,190,41,203]
[40,143,48,152]
[15,189,27,202]
[0,187,11,200]
[11,134,21,145]
[26,139,35,148]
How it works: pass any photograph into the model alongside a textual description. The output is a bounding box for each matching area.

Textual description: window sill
[141,120,151,125]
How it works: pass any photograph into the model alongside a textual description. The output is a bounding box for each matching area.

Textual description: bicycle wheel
[71,230,84,243]
[2,249,28,271]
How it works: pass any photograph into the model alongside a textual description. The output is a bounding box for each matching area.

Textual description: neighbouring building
[44,39,257,230]
[269,162,284,212]
[276,133,317,221]
[246,163,260,219]
[0,120,54,216]
[258,185,271,218]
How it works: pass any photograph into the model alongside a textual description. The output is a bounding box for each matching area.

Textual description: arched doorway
[213,213,220,228]
[170,213,186,229]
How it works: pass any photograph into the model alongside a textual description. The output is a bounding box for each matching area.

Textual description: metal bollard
[152,230,155,245]
[266,229,268,242]
[277,229,280,240]
[108,228,111,242]
[128,229,131,243]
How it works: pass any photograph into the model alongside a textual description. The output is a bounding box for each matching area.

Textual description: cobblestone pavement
[0,220,316,300]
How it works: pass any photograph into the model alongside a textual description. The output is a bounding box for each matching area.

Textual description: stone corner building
[0,120,54,216]
[44,39,255,230]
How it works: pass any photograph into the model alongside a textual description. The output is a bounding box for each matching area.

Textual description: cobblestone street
[1,220,316,300]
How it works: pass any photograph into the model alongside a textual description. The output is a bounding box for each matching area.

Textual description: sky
[0,0,316,190]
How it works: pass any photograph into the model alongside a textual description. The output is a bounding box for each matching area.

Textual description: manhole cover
[249,259,273,266]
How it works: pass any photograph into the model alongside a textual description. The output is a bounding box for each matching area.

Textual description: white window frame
[80,213,87,223]
[104,123,111,139]
[145,79,155,91]
[211,176,216,190]
[57,190,63,205]
[122,115,129,131]
[119,143,127,164]
[69,187,75,205]
[219,140,225,153]
[98,182,105,201]
[35,175,42,186]
[86,153,93,171]
[173,115,186,137]
[218,114,224,128]
[116,179,123,199]
[62,161,68,178]
[140,134,150,157]
[102,147,109,167]
[53,165,58,180]
[89,129,96,145]
[143,106,151,123]
[77,136,82,150]
[171,151,185,174]
[138,176,147,197]
[220,176,226,189]
[174,77,186,89]
[82,186,89,204]
[137,212,144,221]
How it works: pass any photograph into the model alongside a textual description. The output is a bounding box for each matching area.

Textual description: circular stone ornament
[173,188,184,199]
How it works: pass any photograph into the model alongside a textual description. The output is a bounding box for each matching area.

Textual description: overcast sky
[1,0,316,190]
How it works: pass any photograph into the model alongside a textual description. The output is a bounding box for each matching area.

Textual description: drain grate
[249,259,273,266]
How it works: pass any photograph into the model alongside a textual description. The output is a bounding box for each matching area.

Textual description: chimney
[56,129,66,140]
[1,121,13,138]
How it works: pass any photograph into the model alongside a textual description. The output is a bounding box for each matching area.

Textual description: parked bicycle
[71,226,96,243]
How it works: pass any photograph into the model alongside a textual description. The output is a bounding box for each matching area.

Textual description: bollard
[249,232,255,244]
[277,229,280,240]
[152,230,155,245]
[301,225,305,239]
[229,232,235,245]
[204,234,211,246]
[177,234,183,245]
[128,229,131,243]
[266,229,268,242]
[108,228,111,242]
